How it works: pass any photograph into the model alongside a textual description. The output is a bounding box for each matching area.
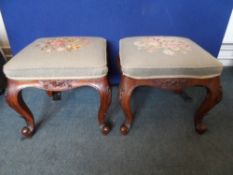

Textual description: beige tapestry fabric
[4,37,108,80]
[120,36,223,79]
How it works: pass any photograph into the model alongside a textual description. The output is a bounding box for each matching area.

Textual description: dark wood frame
[5,77,111,137]
[119,75,222,135]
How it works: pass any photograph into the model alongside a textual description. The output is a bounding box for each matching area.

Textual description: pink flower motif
[51,40,65,47]
[134,37,192,56]
[36,37,90,53]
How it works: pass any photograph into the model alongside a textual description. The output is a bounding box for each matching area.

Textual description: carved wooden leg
[95,78,112,135]
[5,81,35,137]
[119,76,136,135]
[194,78,223,134]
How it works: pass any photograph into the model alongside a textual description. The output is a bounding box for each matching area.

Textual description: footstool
[4,37,111,137]
[119,36,223,135]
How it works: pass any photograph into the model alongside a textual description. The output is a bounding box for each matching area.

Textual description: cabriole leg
[5,81,35,137]
[194,78,222,134]
[95,77,112,135]
[119,76,136,135]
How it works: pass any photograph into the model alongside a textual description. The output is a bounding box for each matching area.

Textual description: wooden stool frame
[5,77,111,137]
[119,74,222,135]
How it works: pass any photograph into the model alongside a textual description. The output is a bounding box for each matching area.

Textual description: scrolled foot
[195,123,208,135]
[100,123,111,135]
[21,126,34,137]
[120,124,130,135]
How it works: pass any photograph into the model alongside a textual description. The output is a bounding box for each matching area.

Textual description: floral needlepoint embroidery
[134,37,192,56]
[36,38,90,53]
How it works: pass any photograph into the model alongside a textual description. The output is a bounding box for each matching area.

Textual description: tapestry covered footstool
[4,37,111,137]
[119,36,223,135]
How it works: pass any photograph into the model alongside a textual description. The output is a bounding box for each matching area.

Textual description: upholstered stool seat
[119,36,223,135]
[120,36,223,79]
[4,37,107,80]
[4,37,111,137]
